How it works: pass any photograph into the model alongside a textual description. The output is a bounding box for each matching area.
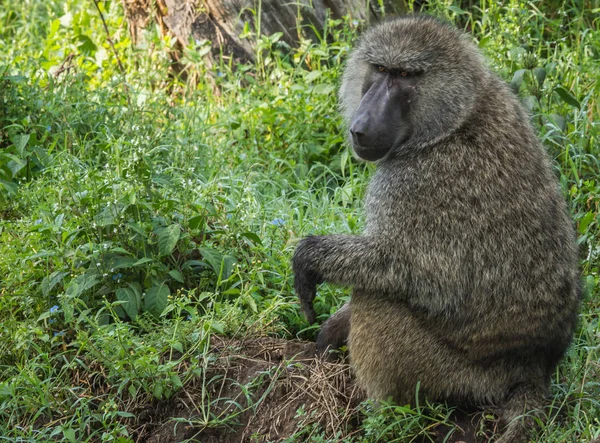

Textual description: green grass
[1,0,599,441]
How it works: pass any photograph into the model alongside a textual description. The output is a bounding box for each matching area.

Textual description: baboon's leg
[349,296,534,407]
[316,301,351,358]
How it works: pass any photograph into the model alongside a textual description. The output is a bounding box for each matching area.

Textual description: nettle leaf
[554,86,580,109]
[156,224,180,256]
[145,283,170,317]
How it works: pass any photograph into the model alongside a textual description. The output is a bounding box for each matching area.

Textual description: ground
[129,337,500,443]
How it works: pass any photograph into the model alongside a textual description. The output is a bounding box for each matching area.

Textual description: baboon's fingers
[294,268,319,323]
[301,300,317,324]
[297,283,317,322]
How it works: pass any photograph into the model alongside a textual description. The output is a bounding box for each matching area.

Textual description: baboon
[292,15,580,442]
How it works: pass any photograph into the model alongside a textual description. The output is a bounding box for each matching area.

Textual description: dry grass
[131,337,363,442]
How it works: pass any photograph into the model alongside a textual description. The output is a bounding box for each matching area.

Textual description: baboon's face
[349,65,418,161]
[340,16,482,161]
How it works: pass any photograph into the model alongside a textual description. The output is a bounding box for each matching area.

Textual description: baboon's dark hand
[292,236,324,323]
[294,268,321,323]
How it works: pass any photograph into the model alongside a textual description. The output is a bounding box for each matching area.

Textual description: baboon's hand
[293,236,324,323]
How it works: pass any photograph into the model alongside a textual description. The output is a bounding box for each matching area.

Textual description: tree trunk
[122,0,407,64]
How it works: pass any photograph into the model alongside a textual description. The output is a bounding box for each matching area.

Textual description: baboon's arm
[293,233,467,322]
[293,234,403,321]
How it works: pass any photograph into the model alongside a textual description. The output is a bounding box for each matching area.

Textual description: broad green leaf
[578,211,595,234]
[198,247,224,275]
[145,283,170,317]
[12,133,30,156]
[156,224,180,256]
[59,12,72,27]
[153,382,163,399]
[311,48,329,57]
[0,179,18,195]
[269,32,283,43]
[0,382,13,400]
[510,69,526,93]
[478,36,491,48]
[116,287,139,319]
[522,96,536,112]
[188,215,204,230]
[533,67,546,86]
[112,257,138,269]
[132,257,154,267]
[554,86,580,109]
[5,153,26,176]
[95,206,118,226]
[211,321,224,334]
[65,274,101,299]
[240,232,262,245]
[128,222,148,238]
[448,5,466,13]
[168,269,184,283]
[76,34,97,55]
[221,255,236,281]
[243,294,258,313]
[41,271,69,297]
[305,70,322,82]
[62,428,76,443]
[313,83,335,94]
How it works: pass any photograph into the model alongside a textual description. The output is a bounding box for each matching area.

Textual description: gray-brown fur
[292,15,580,442]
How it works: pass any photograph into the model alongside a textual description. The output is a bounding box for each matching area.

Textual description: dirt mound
[131,337,494,442]
[133,337,362,442]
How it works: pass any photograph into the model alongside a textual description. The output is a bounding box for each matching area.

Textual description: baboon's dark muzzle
[349,75,407,161]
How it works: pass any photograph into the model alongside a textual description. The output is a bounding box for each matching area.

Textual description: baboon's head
[340,15,488,161]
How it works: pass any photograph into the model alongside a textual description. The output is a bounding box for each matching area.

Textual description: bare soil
[129,337,495,443]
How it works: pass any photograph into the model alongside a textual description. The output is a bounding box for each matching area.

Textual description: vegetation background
[0,0,598,441]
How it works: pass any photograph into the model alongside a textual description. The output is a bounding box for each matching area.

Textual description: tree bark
[121,0,407,64]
